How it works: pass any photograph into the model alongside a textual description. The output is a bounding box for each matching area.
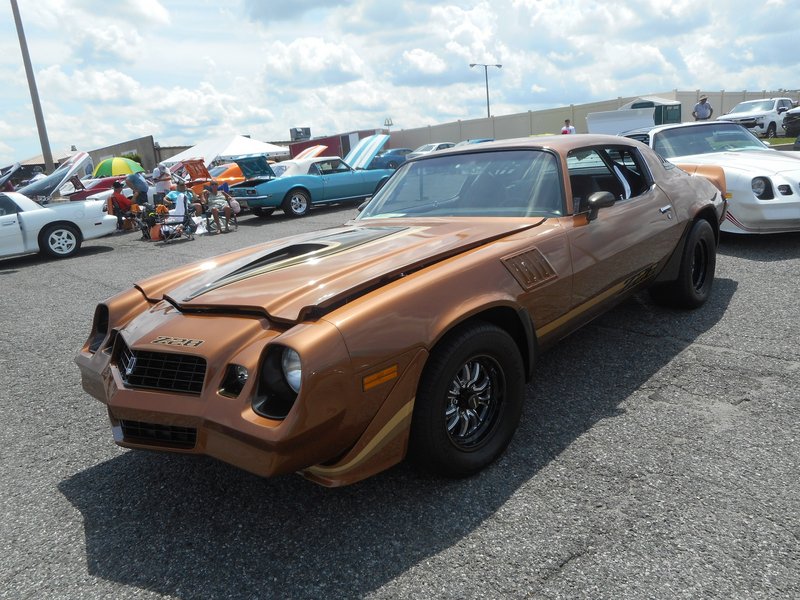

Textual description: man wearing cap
[692,96,714,121]
[109,180,133,231]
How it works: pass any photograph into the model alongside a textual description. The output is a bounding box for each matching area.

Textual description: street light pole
[10,0,54,173]
[469,63,502,118]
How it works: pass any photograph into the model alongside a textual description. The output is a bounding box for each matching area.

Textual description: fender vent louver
[502,248,557,290]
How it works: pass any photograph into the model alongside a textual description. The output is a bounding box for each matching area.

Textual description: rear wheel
[409,322,525,477]
[282,190,310,217]
[650,219,716,308]
[40,224,81,258]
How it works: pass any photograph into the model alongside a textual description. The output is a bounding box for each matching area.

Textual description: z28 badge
[151,336,205,347]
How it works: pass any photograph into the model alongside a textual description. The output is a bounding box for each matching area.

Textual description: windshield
[653,123,768,158]
[414,144,435,152]
[358,149,563,219]
[729,100,774,114]
[209,165,227,177]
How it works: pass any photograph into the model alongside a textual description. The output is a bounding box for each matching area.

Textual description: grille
[117,339,207,394]
[120,420,197,449]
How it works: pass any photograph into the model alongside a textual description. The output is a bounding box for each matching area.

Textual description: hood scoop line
[182,226,408,301]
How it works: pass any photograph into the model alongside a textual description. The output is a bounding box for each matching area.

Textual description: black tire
[650,219,716,309]
[252,207,275,218]
[408,322,525,477]
[282,189,310,217]
[40,223,81,258]
[766,122,777,138]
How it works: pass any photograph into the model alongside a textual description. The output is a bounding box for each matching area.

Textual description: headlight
[252,345,301,419]
[751,177,774,199]
[88,304,109,353]
[282,348,302,393]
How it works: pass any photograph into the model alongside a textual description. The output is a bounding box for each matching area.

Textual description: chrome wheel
[408,322,525,477]
[283,190,310,217]
[445,357,504,449]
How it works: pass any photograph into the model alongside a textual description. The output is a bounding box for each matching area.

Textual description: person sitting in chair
[109,181,133,231]
[203,180,233,233]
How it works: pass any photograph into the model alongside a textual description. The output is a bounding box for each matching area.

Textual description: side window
[0,193,20,216]
[604,147,650,198]
[567,149,619,214]
[567,146,651,214]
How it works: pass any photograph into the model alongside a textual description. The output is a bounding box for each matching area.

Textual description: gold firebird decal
[151,335,205,348]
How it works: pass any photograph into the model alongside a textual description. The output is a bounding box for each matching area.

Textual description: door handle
[659,205,672,214]
[1,220,17,226]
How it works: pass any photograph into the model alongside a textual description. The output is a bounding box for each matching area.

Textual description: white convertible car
[0,192,117,259]
[625,121,800,234]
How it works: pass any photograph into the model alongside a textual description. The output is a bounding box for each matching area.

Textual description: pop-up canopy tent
[163,135,289,167]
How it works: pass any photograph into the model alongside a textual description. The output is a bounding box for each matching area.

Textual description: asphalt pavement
[1,205,798,599]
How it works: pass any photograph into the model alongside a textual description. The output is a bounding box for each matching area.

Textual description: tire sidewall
[679,219,716,307]
[410,323,525,477]
[41,224,81,258]
[283,190,310,217]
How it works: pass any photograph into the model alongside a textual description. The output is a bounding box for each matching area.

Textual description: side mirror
[357,200,369,212]
[778,107,788,114]
[586,191,616,222]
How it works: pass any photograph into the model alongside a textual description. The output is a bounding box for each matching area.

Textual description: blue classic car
[368,148,413,170]
[230,135,395,218]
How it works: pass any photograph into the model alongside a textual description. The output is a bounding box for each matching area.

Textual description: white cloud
[402,49,447,74]
[1,0,799,166]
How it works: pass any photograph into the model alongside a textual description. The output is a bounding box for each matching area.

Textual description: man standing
[561,119,576,134]
[152,162,171,205]
[692,95,714,121]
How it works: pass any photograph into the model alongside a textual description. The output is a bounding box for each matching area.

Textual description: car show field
[2,200,799,598]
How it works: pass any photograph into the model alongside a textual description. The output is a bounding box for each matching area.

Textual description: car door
[0,194,25,257]
[318,159,362,201]
[563,145,683,310]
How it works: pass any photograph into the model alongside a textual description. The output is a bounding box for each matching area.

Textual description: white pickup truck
[716,97,795,138]
[0,192,117,259]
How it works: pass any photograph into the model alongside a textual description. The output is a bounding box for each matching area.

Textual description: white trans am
[625,121,800,234]
[0,191,117,259]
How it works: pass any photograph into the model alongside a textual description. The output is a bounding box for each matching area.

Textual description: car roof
[409,134,649,159]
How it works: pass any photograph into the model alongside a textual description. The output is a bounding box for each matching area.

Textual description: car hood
[669,150,800,174]
[139,219,543,323]
[231,156,277,180]
[343,134,389,170]
[718,110,770,120]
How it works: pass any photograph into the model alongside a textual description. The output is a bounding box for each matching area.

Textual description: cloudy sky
[1,0,797,166]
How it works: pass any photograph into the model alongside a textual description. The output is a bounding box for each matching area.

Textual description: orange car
[75,135,726,487]
[172,159,245,198]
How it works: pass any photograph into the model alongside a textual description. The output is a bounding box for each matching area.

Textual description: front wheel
[650,219,716,309]
[40,224,81,258]
[766,122,777,138]
[408,322,525,477]
[282,190,310,217]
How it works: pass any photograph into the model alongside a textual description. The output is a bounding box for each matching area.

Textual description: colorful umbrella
[93,157,145,177]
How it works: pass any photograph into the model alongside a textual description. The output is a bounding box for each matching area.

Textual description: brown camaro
[75,135,727,487]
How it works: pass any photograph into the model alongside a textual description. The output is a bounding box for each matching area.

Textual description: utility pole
[11,0,54,173]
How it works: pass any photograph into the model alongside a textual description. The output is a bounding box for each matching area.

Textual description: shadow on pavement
[59,279,736,599]
[718,231,800,262]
